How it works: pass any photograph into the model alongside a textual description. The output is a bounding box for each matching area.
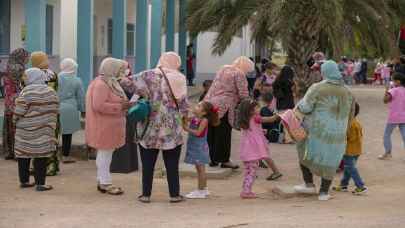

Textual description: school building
[0,0,259,87]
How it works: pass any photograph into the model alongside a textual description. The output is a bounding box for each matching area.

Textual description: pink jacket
[85,77,126,150]
[204,66,249,127]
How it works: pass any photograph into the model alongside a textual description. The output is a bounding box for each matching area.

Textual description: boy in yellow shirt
[333,102,368,195]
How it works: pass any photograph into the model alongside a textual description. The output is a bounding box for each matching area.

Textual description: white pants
[96,149,114,185]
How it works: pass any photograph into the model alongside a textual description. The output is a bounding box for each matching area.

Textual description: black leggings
[62,134,72,157]
[207,113,232,163]
[140,145,181,197]
[300,164,332,194]
[18,157,47,185]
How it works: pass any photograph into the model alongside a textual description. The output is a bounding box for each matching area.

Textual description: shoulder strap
[158,67,180,111]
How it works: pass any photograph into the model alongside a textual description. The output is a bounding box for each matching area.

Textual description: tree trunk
[286,11,322,98]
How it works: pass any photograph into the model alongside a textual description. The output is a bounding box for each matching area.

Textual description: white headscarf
[156,52,187,99]
[60,58,78,75]
[24,68,46,86]
[99,57,127,98]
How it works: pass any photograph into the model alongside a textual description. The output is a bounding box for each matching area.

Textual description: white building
[0,0,257,85]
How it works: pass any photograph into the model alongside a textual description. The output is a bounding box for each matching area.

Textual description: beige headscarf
[156,52,187,99]
[31,51,49,69]
[60,58,78,75]
[232,56,254,75]
[99,57,127,98]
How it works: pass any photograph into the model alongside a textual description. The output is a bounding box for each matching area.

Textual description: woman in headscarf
[293,60,354,201]
[272,65,296,144]
[204,56,252,168]
[85,57,128,195]
[58,58,85,164]
[30,51,60,176]
[14,68,59,191]
[2,48,29,160]
[120,52,188,203]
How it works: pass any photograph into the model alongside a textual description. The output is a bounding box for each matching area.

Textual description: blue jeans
[383,123,405,154]
[340,155,364,188]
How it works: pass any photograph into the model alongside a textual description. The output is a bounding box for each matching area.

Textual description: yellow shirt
[346,118,363,156]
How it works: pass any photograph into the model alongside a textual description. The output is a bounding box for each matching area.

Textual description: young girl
[183,101,219,199]
[239,99,281,199]
[379,73,405,160]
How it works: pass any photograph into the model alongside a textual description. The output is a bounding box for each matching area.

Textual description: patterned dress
[204,65,249,127]
[2,48,29,158]
[121,70,189,150]
[13,84,59,158]
[42,69,60,175]
[296,81,354,180]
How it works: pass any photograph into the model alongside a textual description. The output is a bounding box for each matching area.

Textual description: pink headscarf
[157,52,181,70]
[232,56,254,75]
[156,52,187,99]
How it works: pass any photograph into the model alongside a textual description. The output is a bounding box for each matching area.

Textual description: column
[60,0,77,60]
[135,0,148,73]
[112,0,126,59]
[24,0,46,53]
[165,0,175,51]
[77,0,93,89]
[150,0,162,67]
[178,0,187,74]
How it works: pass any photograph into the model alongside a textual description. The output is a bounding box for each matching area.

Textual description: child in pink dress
[238,99,281,199]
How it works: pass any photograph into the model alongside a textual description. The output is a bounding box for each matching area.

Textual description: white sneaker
[378,153,392,160]
[318,193,333,201]
[185,190,208,199]
[201,189,210,196]
[294,184,317,194]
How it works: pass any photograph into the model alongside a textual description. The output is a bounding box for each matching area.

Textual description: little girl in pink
[238,99,281,199]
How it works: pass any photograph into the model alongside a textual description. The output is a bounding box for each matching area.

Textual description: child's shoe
[318,193,333,201]
[378,153,392,160]
[266,172,283,181]
[294,184,317,194]
[185,190,208,199]
[240,192,257,199]
[352,187,368,195]
[332,186,348,192]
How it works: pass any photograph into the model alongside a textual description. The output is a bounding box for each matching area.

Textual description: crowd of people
[2,47,405,203]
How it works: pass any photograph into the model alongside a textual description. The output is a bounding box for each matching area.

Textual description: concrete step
[162,163,234,179]
[271,185,299,199]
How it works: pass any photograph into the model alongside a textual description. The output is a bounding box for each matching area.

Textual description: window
[0,0,11,55]
[127,24,135,56]
[45,4,54,55]
[107,19,135,56]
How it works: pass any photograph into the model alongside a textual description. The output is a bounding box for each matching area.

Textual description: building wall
[10,0,61,56]
[7,0,255,76]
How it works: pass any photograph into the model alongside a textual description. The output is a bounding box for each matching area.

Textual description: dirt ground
[1,86,405,228]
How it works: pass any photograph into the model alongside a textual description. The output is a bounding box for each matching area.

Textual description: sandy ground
[1,86,405,228]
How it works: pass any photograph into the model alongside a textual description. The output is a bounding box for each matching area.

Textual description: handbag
[279,109,307,142]
[128,98,151,123]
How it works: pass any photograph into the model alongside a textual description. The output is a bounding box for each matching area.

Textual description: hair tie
[211,106,219,113]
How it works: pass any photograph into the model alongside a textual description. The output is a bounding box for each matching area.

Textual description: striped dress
[13,84,59,158]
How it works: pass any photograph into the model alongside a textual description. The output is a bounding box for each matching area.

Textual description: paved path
[1,86,405,228]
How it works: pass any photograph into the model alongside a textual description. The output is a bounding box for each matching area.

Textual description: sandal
[220,163,240,170]
[97,184,124,195]
[138,195,151,203]
[169,195,185,203]
[20,182,35,188]
[36,185,53,192]
[266,173,283,181]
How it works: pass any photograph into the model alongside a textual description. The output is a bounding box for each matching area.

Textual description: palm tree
[187,0,405,82]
